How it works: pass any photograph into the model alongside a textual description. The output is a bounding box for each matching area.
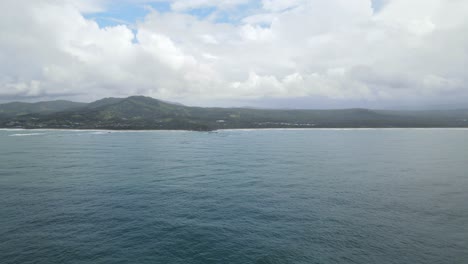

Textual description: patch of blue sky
[84,1,171,28]
[371,0,388,12]
[84,0,264,28]
[186,6,217,19]
[212,0,262,25]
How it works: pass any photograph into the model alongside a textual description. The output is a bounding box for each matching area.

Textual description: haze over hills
[1,96,468,131]
[0,100,87,117]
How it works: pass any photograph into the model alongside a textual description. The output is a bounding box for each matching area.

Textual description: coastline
[2,127,468,132]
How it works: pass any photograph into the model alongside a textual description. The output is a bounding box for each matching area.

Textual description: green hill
[0,100,86,117]
[1,96,467,130]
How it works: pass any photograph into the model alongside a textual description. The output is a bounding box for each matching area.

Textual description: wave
[90,131,112,135]
[9,133,46,137]
[218,127,468,132]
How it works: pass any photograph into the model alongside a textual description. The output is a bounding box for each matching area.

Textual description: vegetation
[0,100,86,117]
[1,96,468,130]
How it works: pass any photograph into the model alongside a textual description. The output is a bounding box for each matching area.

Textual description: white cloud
[1,0,468,107]
[261,0,303,12]
[169,0,251,11]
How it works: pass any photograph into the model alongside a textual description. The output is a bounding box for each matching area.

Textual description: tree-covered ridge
[0,100,86,117]
[1,96,468,130]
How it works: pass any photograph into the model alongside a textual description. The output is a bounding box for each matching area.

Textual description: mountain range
[1,96,468,130]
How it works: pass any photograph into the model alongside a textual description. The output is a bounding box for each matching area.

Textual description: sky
[1,0,467,109]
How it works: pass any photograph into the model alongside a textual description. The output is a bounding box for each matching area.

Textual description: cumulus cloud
[169,0,251,11]
[0,0,467,107]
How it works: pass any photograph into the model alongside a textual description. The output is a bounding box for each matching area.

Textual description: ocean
[0,129,467,263]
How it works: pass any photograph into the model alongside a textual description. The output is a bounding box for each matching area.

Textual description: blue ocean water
[0,129,467,264]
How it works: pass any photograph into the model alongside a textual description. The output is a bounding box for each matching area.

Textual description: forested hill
[1,96,468,130]
[0,100,86,117]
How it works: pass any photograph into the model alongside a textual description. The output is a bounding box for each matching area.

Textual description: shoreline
[2,127,468,132]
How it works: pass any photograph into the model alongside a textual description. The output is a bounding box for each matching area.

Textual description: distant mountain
[0,100,86,117]
[1,96,468,130]
[85,97,125,109]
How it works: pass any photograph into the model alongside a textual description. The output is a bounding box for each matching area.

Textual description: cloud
[1,0,468,107]
[169,0,251,11]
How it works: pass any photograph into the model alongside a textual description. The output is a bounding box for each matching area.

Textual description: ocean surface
[0,129,467,264]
